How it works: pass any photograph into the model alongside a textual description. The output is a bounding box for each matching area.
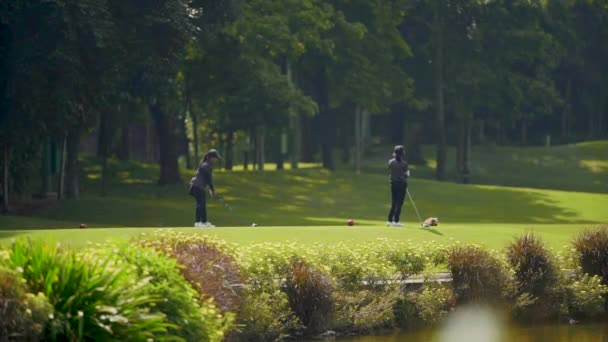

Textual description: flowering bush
[567,273,608,319]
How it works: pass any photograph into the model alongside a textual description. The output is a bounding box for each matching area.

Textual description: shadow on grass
[12,155,607,228]
[0,230,25,241]
[421,228,443,236]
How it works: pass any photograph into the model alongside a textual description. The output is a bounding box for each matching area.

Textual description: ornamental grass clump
[138,231,245,313]
[506,234,566,321]
[448,245,511,304]
[573,228,608,285]
[283,258,335,335]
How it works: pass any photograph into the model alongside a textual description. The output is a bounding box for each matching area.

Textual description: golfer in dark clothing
[189,149,221,228]
[387,145,410,227]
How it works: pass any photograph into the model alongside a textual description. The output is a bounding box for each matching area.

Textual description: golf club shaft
[406,189,423,224]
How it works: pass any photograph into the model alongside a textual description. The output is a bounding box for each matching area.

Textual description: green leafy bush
[506,234,566,320]
[92,243,232,342]
[7,240,169,341]
[573,228,608,285]
[238,289,302,341]
[0,266,52,341]
[284,259,335,335]
[394,283,454,328]
[335,289,400,333]
[448,245,511,304]
[567,273,608,319]
[138,231,245,313]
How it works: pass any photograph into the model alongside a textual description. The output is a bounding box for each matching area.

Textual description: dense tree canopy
[1,0,607,209]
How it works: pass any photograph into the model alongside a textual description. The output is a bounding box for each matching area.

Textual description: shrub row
[2,227,608,341]
[0,240,231,342]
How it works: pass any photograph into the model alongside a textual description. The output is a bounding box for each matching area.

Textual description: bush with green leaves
[334,288,401,333]
[448,245,512,304]
[238,289,302,341]
[506,234,566,321]
[0,266,52,341]
[394,283,454,329]
[6,240,169,341]
[566,273,608,319]
[91,243,233,342]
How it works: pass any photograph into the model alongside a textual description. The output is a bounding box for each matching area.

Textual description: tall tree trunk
[434,8,447,181]
[116,123,130,161]
[177,114,190,168]
[284,58,301,169]
[97,111,109,158]
[301,115,314,162]
[456,118,465,174]
[462,117,472,184]
[99,111,110,195]
[65,128,81,199]
[561,78,572,138]
[277,131,286,170]
[407,123,426,165]
[256,126,265,171]
[478,119,486,144]
[390,110,405,144]
[225,131,234,171]
[2,145,8,213]
[40,140,51,195]
[190,106,200,162]
[354,105,362,174]
[341,120,351,164]
[57,135,67,199]
[150,104,181,185]
[317,67,334,170]
[588,110,596,138]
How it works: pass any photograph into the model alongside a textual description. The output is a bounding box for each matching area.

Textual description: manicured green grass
[0,223,602,250]
[0,141,607,248]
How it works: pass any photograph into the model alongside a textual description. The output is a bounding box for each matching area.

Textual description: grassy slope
[0,141,607,248]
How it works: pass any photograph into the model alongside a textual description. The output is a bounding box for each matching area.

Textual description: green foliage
[6,239,169,341]
[91,243,232,342]
[284,258,335,335]
[448,245,512,304]
[566,273,608,319]
[0,266,51,341]
[394,283,454,328]
[334,289,400,333]
[573,228,608,285]
[238,289,302,342]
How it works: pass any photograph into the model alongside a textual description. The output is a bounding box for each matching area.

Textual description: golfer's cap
[207,149,222,160]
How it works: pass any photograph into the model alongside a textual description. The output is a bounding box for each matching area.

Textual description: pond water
[338,323,608,342]
[334,306,608,342]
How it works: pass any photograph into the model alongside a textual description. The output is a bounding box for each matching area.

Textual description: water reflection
[337,305,608,342]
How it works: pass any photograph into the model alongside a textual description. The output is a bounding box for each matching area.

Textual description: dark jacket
[389,158,409,184]
[190,161,215,191]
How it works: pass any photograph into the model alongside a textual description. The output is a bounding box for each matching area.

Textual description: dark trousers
[190,186,207,223]
[388,182,407,222]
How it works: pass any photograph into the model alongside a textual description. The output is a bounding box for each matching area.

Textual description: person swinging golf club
[189,149,221,228]
[387,145,410,227]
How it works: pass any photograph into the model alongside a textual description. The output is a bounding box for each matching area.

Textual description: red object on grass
[347,219,355,226]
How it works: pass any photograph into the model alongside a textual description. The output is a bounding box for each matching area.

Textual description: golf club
[216,196,258,227]
[406,189,424,227]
